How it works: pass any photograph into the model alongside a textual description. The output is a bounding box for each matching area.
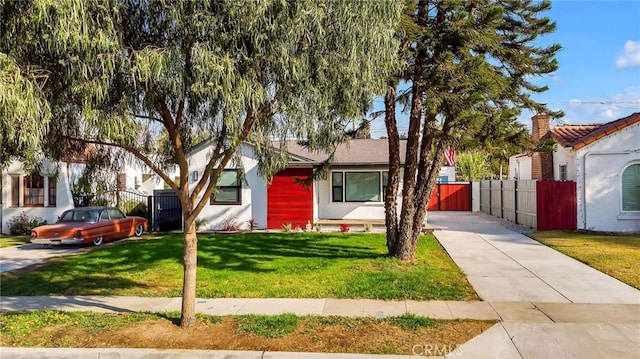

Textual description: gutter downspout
[582,151,631,230]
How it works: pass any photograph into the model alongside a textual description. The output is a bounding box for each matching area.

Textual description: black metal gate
[152,189,182,232]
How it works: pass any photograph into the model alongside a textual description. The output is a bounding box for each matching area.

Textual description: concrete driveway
[429,211,640,358]
[429,211,639,304]
[0,243,84,273]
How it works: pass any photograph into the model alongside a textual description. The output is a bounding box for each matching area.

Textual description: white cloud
[616,40,640,69]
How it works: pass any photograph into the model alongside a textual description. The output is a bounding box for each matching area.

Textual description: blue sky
[367,1,640,138]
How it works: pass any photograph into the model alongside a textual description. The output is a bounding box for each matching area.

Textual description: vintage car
[30,207,147,246]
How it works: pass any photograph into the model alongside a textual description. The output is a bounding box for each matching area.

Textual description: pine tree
[384,0,561,260]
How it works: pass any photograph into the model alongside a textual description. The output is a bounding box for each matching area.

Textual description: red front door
[267,168,314,229]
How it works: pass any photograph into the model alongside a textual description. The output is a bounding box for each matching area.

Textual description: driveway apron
[0,243,83,273]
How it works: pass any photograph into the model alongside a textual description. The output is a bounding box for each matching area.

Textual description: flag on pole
[444,145,456,166]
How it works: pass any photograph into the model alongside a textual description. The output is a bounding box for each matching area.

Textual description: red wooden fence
[428,183,471,211]
[536,181,577,230]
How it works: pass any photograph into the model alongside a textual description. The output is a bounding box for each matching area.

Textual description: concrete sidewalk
[1,296,639,358]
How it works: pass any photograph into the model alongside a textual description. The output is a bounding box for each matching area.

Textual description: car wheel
[134,224,144,237]
[93,236,104,246]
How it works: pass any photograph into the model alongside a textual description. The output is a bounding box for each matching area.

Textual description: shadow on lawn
[0,232,386,295]
[196,232,384,271]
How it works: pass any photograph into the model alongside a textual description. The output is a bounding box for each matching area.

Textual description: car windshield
[58,210,99,223]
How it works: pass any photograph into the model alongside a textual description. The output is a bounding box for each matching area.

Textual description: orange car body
[30,207,147,246]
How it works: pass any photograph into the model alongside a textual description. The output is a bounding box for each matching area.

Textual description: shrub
[7,212,47,235]
[281,223,292,233]
[247,218,259,231]
[195,218,207,231]
[218,216,239,231]
[339,223,350,233]
[122,200,147,218]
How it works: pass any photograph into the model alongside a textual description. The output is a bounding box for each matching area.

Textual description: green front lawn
[0,236,30,248]
[0,232,477,300]
[530,231,640,289]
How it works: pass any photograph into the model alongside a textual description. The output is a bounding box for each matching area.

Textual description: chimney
[531,112,550,142]
[530,113,554,180]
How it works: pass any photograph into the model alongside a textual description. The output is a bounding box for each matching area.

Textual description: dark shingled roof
[549,113,640,149]
[280,139,407,165]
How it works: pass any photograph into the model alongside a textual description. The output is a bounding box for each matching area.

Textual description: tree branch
[59,135,179,193]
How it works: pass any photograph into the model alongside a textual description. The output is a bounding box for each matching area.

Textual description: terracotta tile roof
[280,139,407,165]
[549,112,640,150]
[549,124,601,147]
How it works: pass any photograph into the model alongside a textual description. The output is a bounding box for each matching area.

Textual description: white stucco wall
[439,166,456,182]
[1,161,74,234]
[187,143,267,231]
[509,155,532,180]
[552,144,577,181]
[576,122,640,232]
[317,167,402,220]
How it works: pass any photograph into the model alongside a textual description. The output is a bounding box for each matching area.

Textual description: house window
[558,164,567,181]
[11,175,19,206]
[210,170,241,205]
[332,171,388,202]
[345,172,381,202]
[332,172,344,202]
[48,176,57,206]
[23,174,45,206]
[622,164,640,211]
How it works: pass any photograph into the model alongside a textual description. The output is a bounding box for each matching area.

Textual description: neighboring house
[1,153,166,234]
[509,112,640,232]
[1,160,75,234]
[188,138,456,231]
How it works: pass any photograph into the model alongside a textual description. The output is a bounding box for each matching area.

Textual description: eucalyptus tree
[0,0,401,326]
[384,0,561,260]
[0,53,50,167]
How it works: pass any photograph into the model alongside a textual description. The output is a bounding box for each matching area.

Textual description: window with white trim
[621,164,640,211]
[559,164,567,181]
[331,171,389,203]
[23,173,44,207]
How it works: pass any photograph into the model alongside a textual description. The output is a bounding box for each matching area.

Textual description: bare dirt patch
[6,316,494,355]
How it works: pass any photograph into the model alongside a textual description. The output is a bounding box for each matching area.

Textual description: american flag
[444,145,456,166]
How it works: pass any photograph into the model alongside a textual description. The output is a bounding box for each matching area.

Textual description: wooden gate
[536,181,577,230]
[428,183,472,211]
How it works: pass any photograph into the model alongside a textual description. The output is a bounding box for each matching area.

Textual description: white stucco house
[1,152,167,234]
[1,160,75,234]
[509,112,640,233]
[187,138,457,231]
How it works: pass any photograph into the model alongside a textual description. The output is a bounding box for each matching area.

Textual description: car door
[108,208,131,238]
[96,209,115,241]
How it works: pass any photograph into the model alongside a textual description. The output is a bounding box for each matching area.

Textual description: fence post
[469,181,472,212]
[514,180,519,225]
[147,195,153,232]
[488,180,492,216]
[500,180,504,219]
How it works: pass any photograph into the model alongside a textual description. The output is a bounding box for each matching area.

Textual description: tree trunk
[179,215,197,328]
[384,86,400,254]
